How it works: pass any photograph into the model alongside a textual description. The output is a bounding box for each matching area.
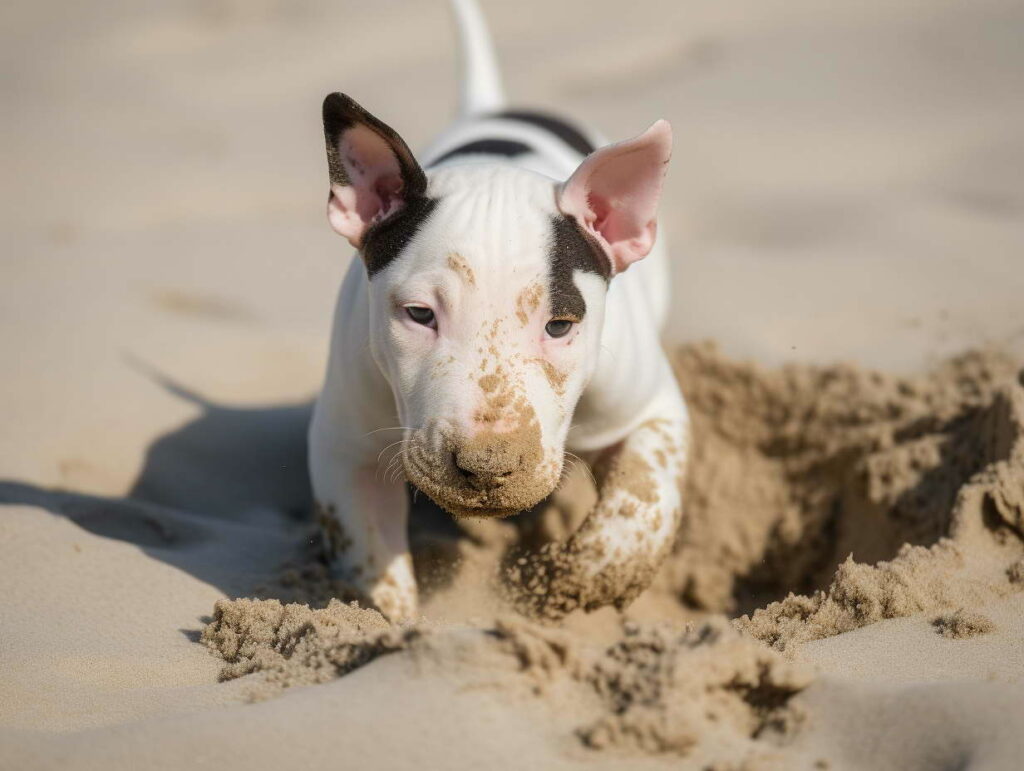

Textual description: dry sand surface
[3,0,1024,769]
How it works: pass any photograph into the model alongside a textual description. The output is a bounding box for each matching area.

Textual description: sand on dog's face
[205,343,1024,766]
[366,167,608,519]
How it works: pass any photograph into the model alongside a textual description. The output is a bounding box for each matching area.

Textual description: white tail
[449,0,506,117]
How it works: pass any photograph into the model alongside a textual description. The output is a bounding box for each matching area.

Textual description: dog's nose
[453,445,520,490]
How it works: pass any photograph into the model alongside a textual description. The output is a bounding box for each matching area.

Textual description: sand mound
[725,346,1024,650]
[735,540,1018,650]
[658,342,1023,612]
[931,608,995,639]
[201,598,415,699]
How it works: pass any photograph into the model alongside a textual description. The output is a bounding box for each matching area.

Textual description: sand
[931,609,995,639]
[186,342,1024,766]
[4,0,1024,769]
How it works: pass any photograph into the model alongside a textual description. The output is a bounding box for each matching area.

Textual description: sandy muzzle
[402,398,561,519]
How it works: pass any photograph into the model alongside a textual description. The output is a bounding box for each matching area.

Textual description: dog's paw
[502,536,658,621]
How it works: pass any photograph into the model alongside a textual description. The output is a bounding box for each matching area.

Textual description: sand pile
[661,342,1024,613]
[201,598,415,699]
[673,343,1024,650]
[202,342,1024,759]
[931,608,995,639]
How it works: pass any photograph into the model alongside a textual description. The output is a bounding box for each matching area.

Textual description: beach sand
[2,1,1024,768]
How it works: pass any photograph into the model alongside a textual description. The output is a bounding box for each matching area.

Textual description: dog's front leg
[309,443,417,622]
[514,393,689,618]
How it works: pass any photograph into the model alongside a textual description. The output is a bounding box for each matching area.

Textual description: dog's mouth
[403,447,559,520]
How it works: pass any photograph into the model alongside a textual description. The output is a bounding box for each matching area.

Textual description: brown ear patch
[361,196,439,277]
[322,92,426,196]
[322,93,437,277]
[547,214,610,320]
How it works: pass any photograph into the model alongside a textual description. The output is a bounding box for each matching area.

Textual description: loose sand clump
[734,541,1018,650]
[201,598,414,698]
[574,618,811,755]
[931,608,995,639]
[460,614,812,759]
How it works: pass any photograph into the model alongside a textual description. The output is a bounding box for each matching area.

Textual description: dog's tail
[450,0,505,117]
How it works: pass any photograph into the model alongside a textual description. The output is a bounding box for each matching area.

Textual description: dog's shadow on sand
[0,364,463,602]
[0,368,317,597]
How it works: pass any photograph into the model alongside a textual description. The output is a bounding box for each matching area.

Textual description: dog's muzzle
[404,429,558,519]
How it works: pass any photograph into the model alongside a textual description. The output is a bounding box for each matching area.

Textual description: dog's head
[321,93,671,518]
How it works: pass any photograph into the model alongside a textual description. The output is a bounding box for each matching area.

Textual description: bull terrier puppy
[309,0,689,621]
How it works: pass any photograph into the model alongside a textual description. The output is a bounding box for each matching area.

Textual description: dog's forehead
[423,165,558,272]
[421,165,608,310]
[373,163,610,327]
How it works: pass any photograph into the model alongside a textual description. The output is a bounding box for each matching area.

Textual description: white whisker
[387,449,411,484]
[564,451,597,488]
[383,450,407,482]
[377,438,412,466]
[364,426,414,438]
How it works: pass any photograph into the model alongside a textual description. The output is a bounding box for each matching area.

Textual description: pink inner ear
[558,120,672,275]
[327,124,407,248]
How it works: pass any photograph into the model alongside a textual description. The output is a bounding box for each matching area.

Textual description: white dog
[309,0,689,621]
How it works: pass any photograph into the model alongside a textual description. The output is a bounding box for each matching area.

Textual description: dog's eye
[545,319,574,339]
[405,306,436,327]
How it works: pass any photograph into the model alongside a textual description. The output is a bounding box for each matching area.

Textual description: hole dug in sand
[201,343,1024,761]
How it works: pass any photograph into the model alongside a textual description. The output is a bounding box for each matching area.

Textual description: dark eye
[405,306,436,327]
[545,319,574,339]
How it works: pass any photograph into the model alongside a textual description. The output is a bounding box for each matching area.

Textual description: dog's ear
[322,93,427,248]
[557,120,672,275]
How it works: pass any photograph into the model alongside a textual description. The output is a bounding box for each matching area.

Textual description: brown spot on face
[447,252,476,287]
[479,373,500,393]
[474,378,515,423]
[528,357,568,394]
[515,281,544,326]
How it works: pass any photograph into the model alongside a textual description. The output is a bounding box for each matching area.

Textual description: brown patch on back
[447,252,476,287]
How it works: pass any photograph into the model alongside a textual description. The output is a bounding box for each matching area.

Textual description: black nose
[453,447,519,490]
